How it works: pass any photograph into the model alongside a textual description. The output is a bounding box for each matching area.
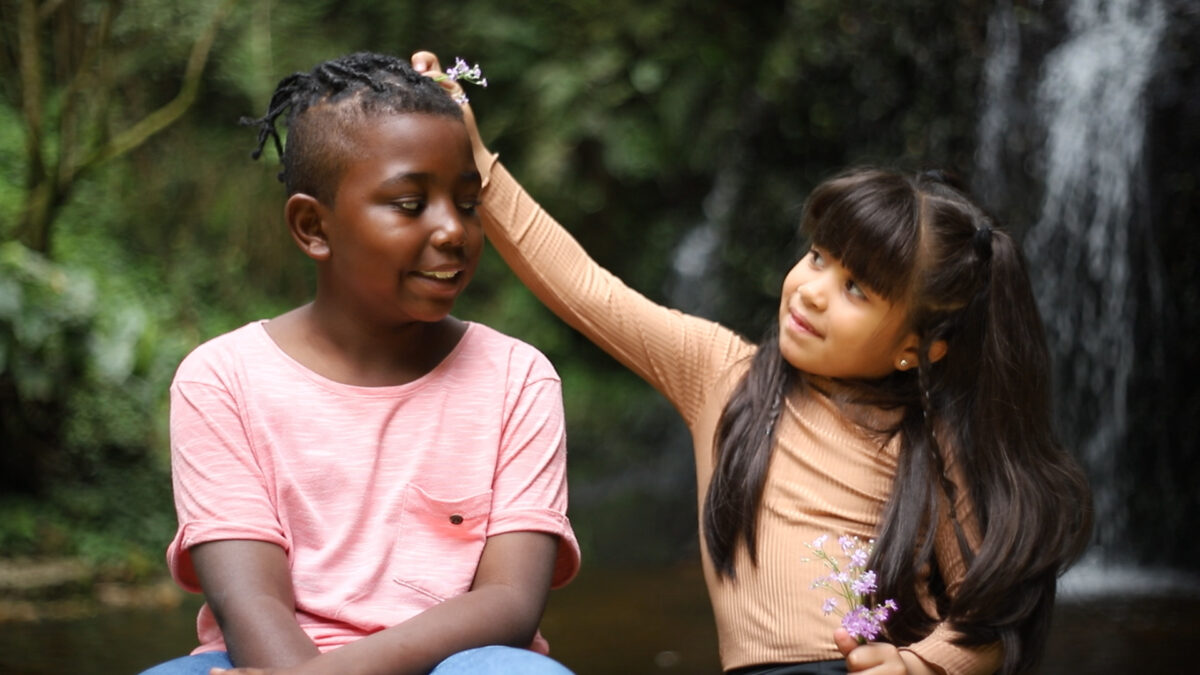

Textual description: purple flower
[851,570,877,595]
[842,606,885,641]
[436,57,488,104]
[804,534,898,645]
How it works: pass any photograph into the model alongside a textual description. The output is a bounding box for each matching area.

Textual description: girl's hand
[834,628,937,675]
[410,51,488,160]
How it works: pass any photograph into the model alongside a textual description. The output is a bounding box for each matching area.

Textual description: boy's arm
[191,540,320,667]
[217,531,559,675]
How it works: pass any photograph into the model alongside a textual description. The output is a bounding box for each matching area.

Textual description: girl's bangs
[802,179,919,301]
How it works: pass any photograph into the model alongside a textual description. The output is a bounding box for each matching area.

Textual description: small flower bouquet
[435,57,488,104]
[805,534,898,643]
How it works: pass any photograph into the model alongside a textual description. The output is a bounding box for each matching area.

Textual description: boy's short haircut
[242,51,464,205]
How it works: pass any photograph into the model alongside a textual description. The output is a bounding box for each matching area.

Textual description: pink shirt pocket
[391,484,493,603]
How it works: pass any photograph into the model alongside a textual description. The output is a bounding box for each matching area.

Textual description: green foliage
[0,241,181,573]
[0,242,95,402]
[0,103,23,235]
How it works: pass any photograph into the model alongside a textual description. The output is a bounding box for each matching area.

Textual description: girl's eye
[394,199,423,213]
[809,249,825,267]
[458,199,480,213]
[845,279,868,301]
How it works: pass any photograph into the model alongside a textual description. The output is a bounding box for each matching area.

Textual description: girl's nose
[798,277,828,311]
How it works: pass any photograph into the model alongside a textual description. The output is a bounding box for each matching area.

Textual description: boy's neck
[264,304,467,387]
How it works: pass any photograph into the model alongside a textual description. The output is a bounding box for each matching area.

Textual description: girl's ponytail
[943,226,1093,673]
[880,177,1094,673]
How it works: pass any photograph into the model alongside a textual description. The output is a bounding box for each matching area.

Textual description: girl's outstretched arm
[413,51,746,426]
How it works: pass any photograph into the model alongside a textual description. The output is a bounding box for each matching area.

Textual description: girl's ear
[895,335,949,371]
[285,193,331,261]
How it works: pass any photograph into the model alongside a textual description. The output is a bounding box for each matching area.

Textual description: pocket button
[449,514,464,525]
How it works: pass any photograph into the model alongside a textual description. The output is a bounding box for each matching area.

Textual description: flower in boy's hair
[803,534,898,644]
[435,57,488,104]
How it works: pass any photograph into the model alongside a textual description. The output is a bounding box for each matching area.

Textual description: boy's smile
[315,112,483,327]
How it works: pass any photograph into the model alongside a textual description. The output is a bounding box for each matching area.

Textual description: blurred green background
[0,0,1005,576]
[2,2,1198,671]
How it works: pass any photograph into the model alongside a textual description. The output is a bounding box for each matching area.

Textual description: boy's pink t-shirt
[166,320,579,653]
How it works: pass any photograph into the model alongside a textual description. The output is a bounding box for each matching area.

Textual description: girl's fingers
[410,51,466,102]
[833,627,860,657]
[410,50,441,73]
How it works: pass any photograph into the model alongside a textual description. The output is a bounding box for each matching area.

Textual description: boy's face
[318,112,482,326]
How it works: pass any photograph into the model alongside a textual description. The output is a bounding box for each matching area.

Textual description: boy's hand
[411,51,489,162]
[835,627,937,675]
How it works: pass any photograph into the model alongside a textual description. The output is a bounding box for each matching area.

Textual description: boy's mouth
[415,270,459,281]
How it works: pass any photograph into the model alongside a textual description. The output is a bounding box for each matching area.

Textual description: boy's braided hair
[241,51,463,204]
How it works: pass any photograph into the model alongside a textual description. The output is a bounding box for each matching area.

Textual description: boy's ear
[285,193,331,261]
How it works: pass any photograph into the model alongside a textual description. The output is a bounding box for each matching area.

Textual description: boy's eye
[458,199,480,212]
[809,249,825,267]
[394,199,423,213]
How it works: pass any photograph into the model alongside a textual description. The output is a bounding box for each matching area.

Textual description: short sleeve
[487,361,580,588]
[166,371,287,592]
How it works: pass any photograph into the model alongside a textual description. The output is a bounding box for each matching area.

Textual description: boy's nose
[430,207,468,248]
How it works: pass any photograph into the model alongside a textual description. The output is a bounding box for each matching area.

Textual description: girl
[416,53,1093,675]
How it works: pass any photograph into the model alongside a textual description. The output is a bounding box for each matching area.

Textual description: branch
[56,0,116,188]
[17,0,46,182]
[79,0,238,170]
[37,0,69,21]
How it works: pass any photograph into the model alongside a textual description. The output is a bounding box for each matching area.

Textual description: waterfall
[978,0,1170,574]
[974,0,1022,213]
[1027,0,1166,557]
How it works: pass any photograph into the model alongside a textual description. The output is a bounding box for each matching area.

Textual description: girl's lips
[788,307,823,338]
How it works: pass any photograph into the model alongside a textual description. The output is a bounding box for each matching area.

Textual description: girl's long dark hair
[704,167,1093,674]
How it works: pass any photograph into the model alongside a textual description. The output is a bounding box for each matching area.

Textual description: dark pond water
[1,562,1197,674]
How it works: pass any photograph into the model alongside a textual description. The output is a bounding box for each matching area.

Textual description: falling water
[979,0,1168,566]
[974,0,1022,213]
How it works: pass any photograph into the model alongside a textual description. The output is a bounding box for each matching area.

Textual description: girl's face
[777,246,918,379]
[317,113,483,327]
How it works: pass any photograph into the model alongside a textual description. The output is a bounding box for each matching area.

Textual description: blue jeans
[138,651,232,675]
[138,646,574,674]
[431,646,574,674]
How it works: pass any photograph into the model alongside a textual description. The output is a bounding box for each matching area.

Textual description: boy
[140,52,579,675]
